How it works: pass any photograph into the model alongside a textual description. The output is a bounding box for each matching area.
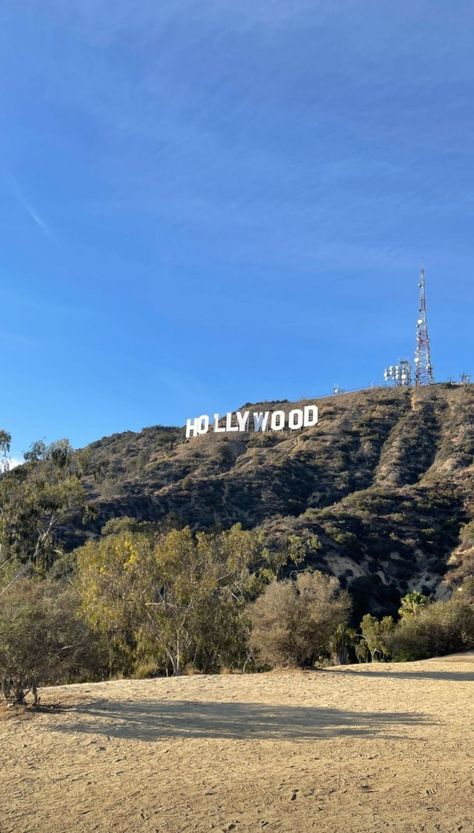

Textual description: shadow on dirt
[325,669,474,682]
[50,699,432,743]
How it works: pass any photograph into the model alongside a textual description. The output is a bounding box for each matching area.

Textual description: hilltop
[69,382,474,617]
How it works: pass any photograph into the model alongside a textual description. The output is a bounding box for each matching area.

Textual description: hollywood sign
[186,404,319,439]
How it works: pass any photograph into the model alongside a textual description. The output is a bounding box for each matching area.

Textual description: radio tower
[414,264,434,386]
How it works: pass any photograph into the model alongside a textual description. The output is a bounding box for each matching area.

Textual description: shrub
[328,624,358,665]
[457,577,474,603]
[0,579,104,706]
[398,591,431,619]
[360,614,395,661]
[248,571,351,668]
[354,636,370,663]
[389,598,474,661]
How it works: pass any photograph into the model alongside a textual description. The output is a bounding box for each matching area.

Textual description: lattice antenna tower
[414,265,434,386]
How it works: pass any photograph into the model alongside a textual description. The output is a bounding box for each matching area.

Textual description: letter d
[304,405,319,428]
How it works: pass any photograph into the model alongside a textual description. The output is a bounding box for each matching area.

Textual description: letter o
[271,410,285,431]
[288,409,304,430]
[197,415,210,434]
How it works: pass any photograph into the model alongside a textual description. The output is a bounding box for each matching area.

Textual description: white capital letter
[186,418,198,439]
[236,411,249,432]
[214,413,226,433]
[225,412,239,432]
[271,410,285,431]
[289,409,304,430]
[253,412,269,432]
[197,415,210,435]
[304,405,319,427]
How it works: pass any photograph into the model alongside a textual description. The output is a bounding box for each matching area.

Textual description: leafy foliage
[328,624,358,665]
[0,430,11,473]
[248,571,351,668]
[360,613,395,661]
[389,598,474,661]
[0,439,90,573]
[0,578,104,706]
[76,524,270,676]
[398,591,431,619]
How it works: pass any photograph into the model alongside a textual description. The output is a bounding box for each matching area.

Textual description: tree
[0,430,11,473]
[389,598,474,661]
[76,524,269,676]
[360,614,394,661]
[354,635,370,664]
[398,591,430,619]
[329,624,357,665]
[248,571,351,668]
[0,578,104,706]
[0,439,90,579]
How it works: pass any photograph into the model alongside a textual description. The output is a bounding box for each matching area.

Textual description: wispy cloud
[19,196,56,241]
[8,175,57,242]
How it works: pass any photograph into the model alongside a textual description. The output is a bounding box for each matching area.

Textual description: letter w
[253,412,269,432]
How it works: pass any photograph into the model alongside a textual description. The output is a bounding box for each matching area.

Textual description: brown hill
[75,383,473,617]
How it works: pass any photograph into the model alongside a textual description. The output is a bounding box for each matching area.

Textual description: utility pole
[414,265,434,386]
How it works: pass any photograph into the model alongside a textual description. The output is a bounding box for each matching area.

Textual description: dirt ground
[0,654,473,833]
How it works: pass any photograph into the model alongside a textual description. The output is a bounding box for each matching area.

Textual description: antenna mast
[414,265,434,386]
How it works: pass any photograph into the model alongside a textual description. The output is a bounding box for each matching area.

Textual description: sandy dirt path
[0,654,473,833]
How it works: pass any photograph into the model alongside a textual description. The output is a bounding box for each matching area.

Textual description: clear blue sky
[1,1,473,458]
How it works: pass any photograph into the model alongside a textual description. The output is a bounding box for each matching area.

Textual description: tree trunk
[175,636,181,676]
[13,678,27,705]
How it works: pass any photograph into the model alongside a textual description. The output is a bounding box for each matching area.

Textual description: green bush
[389,598,474,661]
[76,524,268,676]
[360,613,394,661]
[0,579,105,706]
[398,591,431,619]
[248,571,351,668]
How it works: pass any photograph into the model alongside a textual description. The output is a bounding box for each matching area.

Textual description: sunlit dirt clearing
[1,654,473,833]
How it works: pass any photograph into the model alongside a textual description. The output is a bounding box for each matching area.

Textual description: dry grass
[1,654,473,833]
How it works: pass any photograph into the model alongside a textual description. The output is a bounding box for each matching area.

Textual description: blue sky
[1,0,473,458]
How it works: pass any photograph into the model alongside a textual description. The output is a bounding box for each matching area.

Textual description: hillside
[1,654,473,833]
[69,382,474,617]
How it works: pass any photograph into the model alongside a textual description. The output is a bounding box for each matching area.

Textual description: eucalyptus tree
[0,430,11,473]
[0,439,90,581]
[76,523,271,676]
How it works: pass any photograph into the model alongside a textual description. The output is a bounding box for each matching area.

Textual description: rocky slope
[73,383,473,616]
